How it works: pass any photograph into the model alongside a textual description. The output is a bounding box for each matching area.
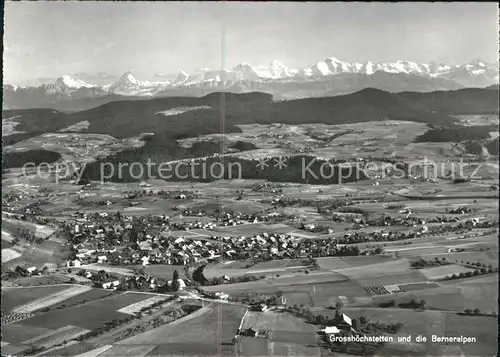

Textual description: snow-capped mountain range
[4,56,498,111]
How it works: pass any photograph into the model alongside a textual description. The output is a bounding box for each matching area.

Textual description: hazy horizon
[3,1,499,86]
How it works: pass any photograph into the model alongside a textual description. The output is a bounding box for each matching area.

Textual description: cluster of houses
[181,208,293,225]
[323,313,357,338]
[449,206,473,214]
[169,220,217,231]
[73,267,190,292]
[125,188,198,200]
[63,209,395,267]
[44,198,498,276]
[64,212,229,266]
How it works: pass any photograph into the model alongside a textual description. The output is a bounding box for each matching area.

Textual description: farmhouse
[66,259,82,268]
[325,326,341,336]
[26,266,38,275]
[101,280,120,289]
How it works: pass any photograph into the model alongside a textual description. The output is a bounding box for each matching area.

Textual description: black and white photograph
[1,2,499,357]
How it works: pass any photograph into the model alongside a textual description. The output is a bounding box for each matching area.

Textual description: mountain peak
[54,75,94,89]
[326,57,343,63]
[269,59,286,68]
[268,60,290,78]
[118,71,138,84]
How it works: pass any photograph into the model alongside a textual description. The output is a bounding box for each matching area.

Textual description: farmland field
[1,248,22,263]
[2,285,71,313]
[203,258,326,279]
[11,274,77,286]
[419,264,476,280]
[420,250,498,266]
[21,324,91,348]
[12,285,92,313]
[370,285,467,311]
[2,323,54,345]
[356,270,427,286]
[0,342,29,356]
[240,310,320,356]
[15,292,157,330]
[328,307,497,356]
[98,344,157,357]
[113,302,246,356]
[117,296,171,315]
[443,313,498,357]
[145,264,187,277]
[38,343,104,357]
[337,255,397,266]
[315,257,352,270]
[45,288,118,311]
[441,274,499,313]
[337,259,414,280]
[399,282,440,292]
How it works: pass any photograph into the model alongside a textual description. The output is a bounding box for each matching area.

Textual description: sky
[3,2,499,85]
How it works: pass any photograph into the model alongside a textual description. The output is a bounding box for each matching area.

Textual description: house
[324,326,340,336]
[66,259,82,268]
[333,313,357,334]
[101,280,120,289]
[141,256,150,266]
[97,255,108,264]
[258,304,268,312]
[27,266,38,275]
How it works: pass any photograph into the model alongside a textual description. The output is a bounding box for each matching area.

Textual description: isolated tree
[171,270,180,291]
[334,308,341,321]
[473,308,481,315]
[352,318,359,330]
